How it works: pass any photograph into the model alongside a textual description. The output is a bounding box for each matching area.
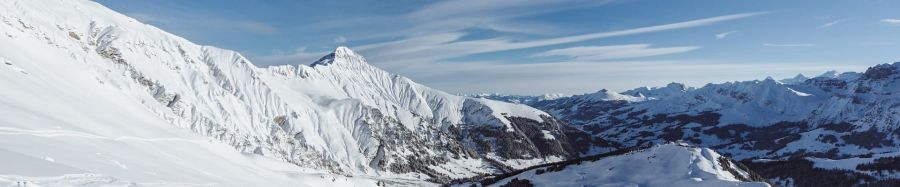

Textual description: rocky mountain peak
[664,82,687,91]
[861,62,900,80]
[311,46,368,67]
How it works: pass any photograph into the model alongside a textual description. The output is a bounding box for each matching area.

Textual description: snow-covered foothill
[486,144,770,187]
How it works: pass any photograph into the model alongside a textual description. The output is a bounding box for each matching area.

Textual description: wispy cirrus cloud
[320,0,612,41]
[715,30,737,39]
[532,44,700,61]
[763,43,816,47]
[821,19,847,28]
[356,12,769,68]
[403,0,614,35]
[881,18,900,25]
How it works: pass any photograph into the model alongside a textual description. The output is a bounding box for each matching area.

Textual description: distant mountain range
[475,62,900,186]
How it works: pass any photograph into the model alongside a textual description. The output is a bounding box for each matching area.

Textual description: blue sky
[94,0,900,95]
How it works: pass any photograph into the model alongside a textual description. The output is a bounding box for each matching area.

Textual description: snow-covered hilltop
[475,144,770,187]
[0,0,600,185]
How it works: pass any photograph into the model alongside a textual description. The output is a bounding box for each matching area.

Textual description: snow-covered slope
[0,1,382,186]
[0,0,595,185]
[481,144,770,187]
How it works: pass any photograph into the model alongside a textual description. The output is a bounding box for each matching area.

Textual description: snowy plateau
[0,0,893,187]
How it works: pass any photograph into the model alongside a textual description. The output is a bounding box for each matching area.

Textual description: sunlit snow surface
[0,0,379,183]
[488,144,770,187]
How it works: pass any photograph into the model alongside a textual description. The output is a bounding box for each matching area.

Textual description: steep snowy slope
[0,0,596,184]
[0,1,382,186]
[476,144,770,187]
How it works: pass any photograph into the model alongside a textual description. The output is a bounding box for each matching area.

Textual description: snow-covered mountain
[511,64,900,186]
[0,0,602,185]
[260,47,594,180]
[471,144,770,187]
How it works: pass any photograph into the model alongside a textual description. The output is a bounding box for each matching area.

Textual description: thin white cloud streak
[506,12,769,48]
[313,0,614,41]
[356,12,769,67]
[295,0,610,46]
[881,18,900,25]
[820,19,846,28]
[715,30,737,39]
[408,0,612,23]
[409,0,576,21]
[474,21,562,35]
[763,43,816,47]
[532,44,700,61]
[402,0,614,36]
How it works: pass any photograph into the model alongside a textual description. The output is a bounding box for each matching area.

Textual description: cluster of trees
[857,156,900,172]
[497,178,534,187]
[740,159,900,187]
